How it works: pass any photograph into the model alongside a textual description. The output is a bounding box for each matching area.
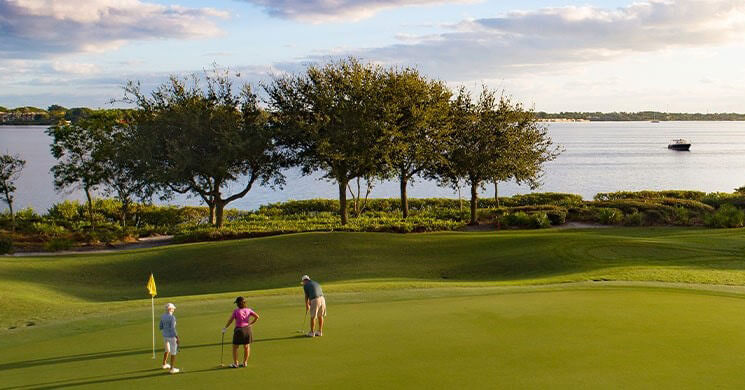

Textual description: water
[2,122,745,212]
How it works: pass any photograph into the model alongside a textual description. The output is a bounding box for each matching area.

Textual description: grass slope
[2,227,745,329]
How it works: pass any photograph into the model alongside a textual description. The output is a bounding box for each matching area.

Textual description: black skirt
[233,326,252,345]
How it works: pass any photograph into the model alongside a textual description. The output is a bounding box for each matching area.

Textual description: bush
[47,200,81,220]
[597,208,624,225]
[44,238,74,252]
[0,237,13,254]
[502,212,551,229]
[706,204,745,228]
[670,207,690,225]
[702,193,745,209]
[624,211,643,226]
[594,190,706,201]
[29,222,67,239]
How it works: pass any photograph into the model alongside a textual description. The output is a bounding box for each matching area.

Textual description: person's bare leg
[232,345,239,365]
[318,316,324,334]
[243,345,249,366]
[170,354,176,368]
[310,317,316,333]
[162,351,169,366]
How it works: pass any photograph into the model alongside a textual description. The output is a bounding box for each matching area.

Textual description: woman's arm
[248,311,260,326]
[224,314,234,330]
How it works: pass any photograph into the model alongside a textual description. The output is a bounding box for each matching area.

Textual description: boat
[668,139,691,151]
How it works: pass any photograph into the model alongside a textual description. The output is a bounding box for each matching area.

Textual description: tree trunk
[338,179,349,225]
[400,173,409,219]
[208,203,216,226]
[7,196,14,233]
[494,181,499,208]
[470,181,479,225]
[120,199,129,228]
[215,200,226,228]
[85,187,95,230]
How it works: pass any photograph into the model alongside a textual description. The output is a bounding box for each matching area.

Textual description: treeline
[0,105,96,125]
[1,58,559,233]
[535,111,745,121]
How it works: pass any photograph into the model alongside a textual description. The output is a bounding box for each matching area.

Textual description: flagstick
[151,295,155,359]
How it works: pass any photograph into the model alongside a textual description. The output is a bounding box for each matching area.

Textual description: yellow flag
[146,273,157,297]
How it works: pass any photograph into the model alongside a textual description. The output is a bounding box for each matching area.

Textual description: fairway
[3,287,745,389]
[4,228,745,388]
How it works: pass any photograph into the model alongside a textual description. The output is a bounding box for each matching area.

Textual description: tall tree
[0,154,26,232]
[92,110,151,227]
[47,119,106,229]
[433,86,559,225]
[123,70,285,228]
[265,58,387,225]
[381,67,452,218]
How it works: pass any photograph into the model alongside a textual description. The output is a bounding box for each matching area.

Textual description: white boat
[668,139,691,151]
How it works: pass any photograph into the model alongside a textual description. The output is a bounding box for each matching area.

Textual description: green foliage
[624,211,644,226]
[597,208,624,225]
[29,222,67,239]
[706,204,745,228]
[503,193,583,207]
[47,200,82,220]
[702,193,745,209]
[44,238,74,252]
[502,212,551,229]
[0,237,12,254]
[125,69,285,227]
[594,190,706,201]
[265,58,388,225]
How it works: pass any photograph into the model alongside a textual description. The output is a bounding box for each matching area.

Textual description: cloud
[240,0,475,23]
[0,0,228,58]
[51,61,101,75]
[345,0,745,80]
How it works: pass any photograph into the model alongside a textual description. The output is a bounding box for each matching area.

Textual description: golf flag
[147,273,157,297]
[147,273,157,359]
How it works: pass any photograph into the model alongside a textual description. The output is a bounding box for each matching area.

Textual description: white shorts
[309,296,327,319]
[164,337,178,355]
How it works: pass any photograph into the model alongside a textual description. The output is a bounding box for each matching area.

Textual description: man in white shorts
[302,275,326,337]
[159,303,180,374]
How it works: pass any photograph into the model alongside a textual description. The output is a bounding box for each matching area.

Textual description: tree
[0,154,26,232]
[265,58,387,225]
[87,110,150,227]
[381,67,452,218]
[47,120,105,229]
[123,70,285,228]
[433,86,559,225]
[64,107,94,124]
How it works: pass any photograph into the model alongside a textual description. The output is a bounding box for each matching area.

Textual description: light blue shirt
[159,313,177,338]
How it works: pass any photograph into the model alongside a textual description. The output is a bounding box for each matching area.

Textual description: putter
[220,332,225,367]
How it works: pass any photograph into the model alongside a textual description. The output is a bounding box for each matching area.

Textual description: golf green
[3,287,745,389]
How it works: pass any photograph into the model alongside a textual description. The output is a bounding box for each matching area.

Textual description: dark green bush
[624,211,643,226]
[0,237,13,254]
[44,238,74,252]
[706,204,745,228]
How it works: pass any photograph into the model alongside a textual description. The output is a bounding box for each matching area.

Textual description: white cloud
[51,61,101,75]
[240,0,475,23]
[349,0,745,80]
[0,0,228,58]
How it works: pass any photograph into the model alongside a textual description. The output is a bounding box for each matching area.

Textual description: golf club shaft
[220,332,225,366]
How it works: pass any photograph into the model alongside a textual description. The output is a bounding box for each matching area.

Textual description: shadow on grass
[0,335,304,372]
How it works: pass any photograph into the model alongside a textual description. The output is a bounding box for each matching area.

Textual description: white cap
[301,275,310,282]
[165,303,176,310]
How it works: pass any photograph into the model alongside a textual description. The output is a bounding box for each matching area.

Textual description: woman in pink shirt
[222,296,260,368]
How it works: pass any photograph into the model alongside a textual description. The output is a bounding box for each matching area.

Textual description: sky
[1,0,745,112]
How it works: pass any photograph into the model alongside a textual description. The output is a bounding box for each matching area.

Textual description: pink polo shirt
[232,308,255,328]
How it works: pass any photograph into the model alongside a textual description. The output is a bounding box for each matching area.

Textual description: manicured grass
[2,227,745,329]
[4,287,745,388]
[3,228,745,388]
